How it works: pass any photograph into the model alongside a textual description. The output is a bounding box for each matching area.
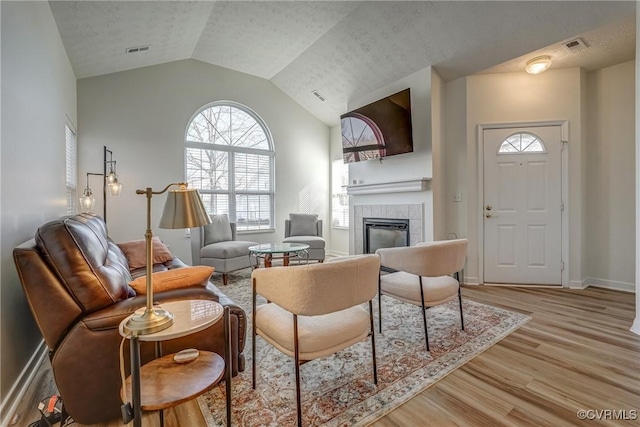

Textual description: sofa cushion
[201,240,254,259]
[117,236,174,270]
[129,266,214,294]
[289,213,318,236]
[204,214,233,245]
[35,213,132,313]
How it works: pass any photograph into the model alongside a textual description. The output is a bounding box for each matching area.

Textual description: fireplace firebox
[363,217,410,254]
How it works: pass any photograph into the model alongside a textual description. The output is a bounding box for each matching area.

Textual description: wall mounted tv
[340,88,413,164]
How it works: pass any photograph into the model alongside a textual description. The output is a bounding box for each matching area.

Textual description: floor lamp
[79,146,122,221]
[122,182,211,335]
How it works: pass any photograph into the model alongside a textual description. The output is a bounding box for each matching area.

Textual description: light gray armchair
[282,213,325,262]
[191,214,258,285]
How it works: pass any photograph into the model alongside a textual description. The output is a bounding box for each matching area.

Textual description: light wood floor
[15,285,640,427]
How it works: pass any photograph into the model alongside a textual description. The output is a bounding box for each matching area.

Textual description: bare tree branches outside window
[186,103,274,231]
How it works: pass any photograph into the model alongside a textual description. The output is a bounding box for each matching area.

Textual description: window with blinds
[185,102,275,231]
[65,124,77,215]
[331,160,349,228]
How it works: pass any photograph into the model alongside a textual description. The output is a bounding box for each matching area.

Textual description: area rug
[198,268,530,426]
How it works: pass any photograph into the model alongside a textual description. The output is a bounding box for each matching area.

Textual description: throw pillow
[117,236,174,270]
[204,214,233,245]
[289,213,318,236]
[129,266,215,295]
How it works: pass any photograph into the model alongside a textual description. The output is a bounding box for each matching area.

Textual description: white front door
[483,126,563,285]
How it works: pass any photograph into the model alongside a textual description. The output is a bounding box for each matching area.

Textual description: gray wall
[0,0,76,413]
[77,59,330,262]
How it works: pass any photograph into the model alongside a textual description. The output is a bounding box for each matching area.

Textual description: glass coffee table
[249,243,310,268]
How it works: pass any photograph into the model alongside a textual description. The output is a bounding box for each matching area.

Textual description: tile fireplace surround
[353,204,424,254]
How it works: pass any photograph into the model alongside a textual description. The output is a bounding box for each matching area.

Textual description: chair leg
[455,271,464,330]
[378,272,382,334]
[369,300,378,385]
[293,314,302,427]
[458,286,465,331]
[223,273,229,286]
[252,279,257,389]
[418,276,430,351]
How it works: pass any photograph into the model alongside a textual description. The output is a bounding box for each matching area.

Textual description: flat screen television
[340,88,413,163]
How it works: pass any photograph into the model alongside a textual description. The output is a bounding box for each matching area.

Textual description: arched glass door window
[498,132,546,154]
[341,113,386,162]
[185,102,275,231]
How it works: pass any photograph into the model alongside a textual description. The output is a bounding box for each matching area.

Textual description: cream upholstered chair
[376,239,468,351]
[283,213,325,262]
[251,254,380,426]
[191,214,258,285]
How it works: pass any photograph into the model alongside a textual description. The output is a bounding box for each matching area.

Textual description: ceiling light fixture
[525,55,552,75]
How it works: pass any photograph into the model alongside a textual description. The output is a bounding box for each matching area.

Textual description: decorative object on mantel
[346,177,430,195]
[122,182,211,336]
[198,268,530,427]
[79,146,123,221]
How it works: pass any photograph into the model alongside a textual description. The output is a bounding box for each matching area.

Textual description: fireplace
[363,217,410,254]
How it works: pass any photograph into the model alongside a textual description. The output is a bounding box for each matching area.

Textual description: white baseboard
[631,317,640,336]
[584,277,635,293]
[0,340,47,427]
[462,276,479,285]
[327,250,348,257]
[568,279,588,289]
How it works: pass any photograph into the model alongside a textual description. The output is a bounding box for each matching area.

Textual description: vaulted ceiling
[49,1,635,126]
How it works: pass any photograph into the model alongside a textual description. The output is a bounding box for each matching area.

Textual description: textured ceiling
[49,1,636,126]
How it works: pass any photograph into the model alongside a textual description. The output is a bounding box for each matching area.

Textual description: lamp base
[123,307,174,335]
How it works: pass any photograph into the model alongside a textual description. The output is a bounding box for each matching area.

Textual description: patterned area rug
[198,268,530,427]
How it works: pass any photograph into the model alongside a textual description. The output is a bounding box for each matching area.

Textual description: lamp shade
[159,188,211,229]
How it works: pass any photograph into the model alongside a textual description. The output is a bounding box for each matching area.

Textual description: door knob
[485,205,492,211]
[485,212,492,218]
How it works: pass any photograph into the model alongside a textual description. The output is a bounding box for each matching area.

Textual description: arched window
[185,102,275,231]
[498,132,546,154]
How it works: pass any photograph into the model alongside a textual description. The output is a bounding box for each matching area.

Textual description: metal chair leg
[455,271,464,330]
[378,273,382,334]
[252,279,257,390]
[293,315,302,427]
[418,276,430,351]
[369,300,378,385]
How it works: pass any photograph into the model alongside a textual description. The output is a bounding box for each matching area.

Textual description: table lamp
[123,182,211,335]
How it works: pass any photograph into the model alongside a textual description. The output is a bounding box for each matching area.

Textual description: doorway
[480,123,566,286]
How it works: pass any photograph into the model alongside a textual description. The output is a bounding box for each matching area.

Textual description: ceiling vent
[125,45,150,54]
[312,90,327,102]
[562,38,588,53]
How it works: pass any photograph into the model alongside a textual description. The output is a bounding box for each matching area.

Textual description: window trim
[184,101,276,232]
[331,159,349,229]
[497,131,547,155]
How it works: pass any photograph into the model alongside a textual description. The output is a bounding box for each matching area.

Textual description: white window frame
[185,101,275,232]
[331,159,349,228]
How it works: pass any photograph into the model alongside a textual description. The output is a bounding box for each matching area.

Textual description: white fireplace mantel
[346,177,431,196]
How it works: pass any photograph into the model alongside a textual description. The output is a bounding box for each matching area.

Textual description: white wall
[431,68,446,240]
[585,61,635,291]
[442,77,468,241]
[329,125,349,255]
[77,59,330,262]
[0,0,76,416]
[347,67,433,253]
[447,68,584,285]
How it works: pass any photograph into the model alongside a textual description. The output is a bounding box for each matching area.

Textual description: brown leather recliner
[13,213,246,424]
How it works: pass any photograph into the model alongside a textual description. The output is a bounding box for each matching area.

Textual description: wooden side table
[119,300,232,427]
